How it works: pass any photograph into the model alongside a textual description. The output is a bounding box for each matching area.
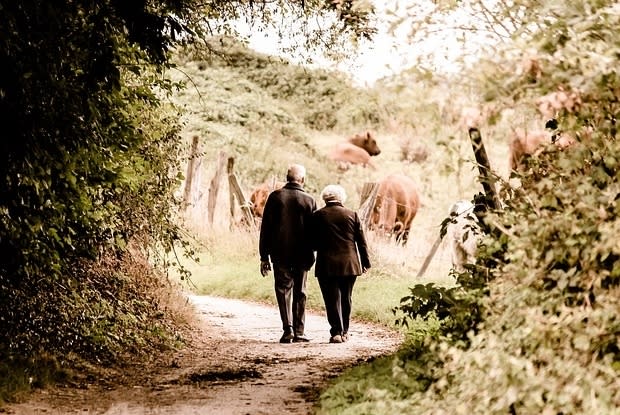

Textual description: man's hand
[260,260,272,277]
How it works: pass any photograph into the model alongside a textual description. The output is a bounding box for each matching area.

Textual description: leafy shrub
[390,131,620,413]
[0,3,194,396]
[316,320,442,415]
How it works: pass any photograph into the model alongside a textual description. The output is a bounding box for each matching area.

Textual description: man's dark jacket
[259,182,317,270]
[311,201,371,278]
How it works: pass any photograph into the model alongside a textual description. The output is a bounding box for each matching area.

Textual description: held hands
[260,260,272,277]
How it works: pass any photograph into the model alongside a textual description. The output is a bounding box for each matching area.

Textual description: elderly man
[259,164,317,343]
[311,184,371,344]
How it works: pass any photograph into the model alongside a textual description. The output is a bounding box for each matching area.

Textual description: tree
[0,0,376,377]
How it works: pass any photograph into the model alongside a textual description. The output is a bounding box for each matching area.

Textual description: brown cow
[535,89,581,120]
[508,128,575,172]
[249,178,285,219]
[369,173,420,245]
[347,131,381,155]
[329,131,381,170]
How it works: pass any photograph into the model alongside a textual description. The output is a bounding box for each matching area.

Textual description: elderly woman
[311,184,371,344]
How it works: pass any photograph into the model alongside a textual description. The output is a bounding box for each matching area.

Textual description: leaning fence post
[226,157,254,227]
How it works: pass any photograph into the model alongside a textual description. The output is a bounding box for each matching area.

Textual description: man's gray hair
[286,164,306,183]
[320,184,347,204]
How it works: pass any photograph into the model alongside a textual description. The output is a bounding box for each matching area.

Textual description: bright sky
[244,3,410,86]
[244,1,487,87]
[246,32,403,87]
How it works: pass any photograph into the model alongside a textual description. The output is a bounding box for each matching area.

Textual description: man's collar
[285,182,304,191]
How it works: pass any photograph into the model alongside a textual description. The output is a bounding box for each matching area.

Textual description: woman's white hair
[320,184,347,204]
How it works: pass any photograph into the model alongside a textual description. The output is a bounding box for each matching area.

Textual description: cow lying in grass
[329,131,381,170]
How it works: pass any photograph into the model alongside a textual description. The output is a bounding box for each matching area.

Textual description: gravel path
[4,295,403,415]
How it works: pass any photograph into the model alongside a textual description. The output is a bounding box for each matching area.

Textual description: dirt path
[4,295,403,415]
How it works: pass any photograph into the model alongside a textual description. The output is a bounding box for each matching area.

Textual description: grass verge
[180,227,455,330]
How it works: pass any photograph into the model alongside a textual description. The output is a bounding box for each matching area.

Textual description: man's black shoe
[279,332,294,343]
[293,335,310,343]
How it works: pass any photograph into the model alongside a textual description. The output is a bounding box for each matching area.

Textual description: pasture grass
[178,226,456,329]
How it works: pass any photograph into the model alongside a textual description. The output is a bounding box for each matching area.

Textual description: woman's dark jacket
[259,182,317,270]
[311,201,371,278]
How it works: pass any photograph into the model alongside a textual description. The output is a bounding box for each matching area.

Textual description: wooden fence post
[227,157,254,227]
[207,151,227,226]
[182,135,202,211]
[415,236,443,278]
[358,182,378,228]
[468,127,501,210]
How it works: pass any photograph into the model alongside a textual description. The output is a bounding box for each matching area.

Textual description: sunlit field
[176,122,511,329]
[166,52,515,331]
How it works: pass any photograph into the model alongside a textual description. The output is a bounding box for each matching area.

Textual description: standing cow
[329,131,381,170]
[508,126,575,173]
[369,173,420,245]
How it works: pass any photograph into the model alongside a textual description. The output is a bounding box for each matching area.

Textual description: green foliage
[386,72,620,415]
[0,0,200,396]
[184,37,385,130]
[316,320,441,415]
[394,280,484,346]
[0,353,68,405]
[393,193,493,347]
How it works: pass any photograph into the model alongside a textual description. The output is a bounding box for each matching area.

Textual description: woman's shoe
[329,335,343,344]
